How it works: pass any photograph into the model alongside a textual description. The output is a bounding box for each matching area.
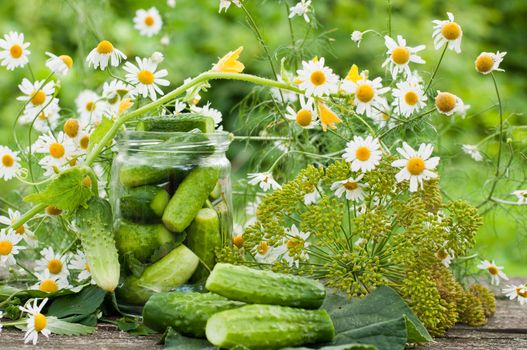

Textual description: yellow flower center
[407,157,425,175]
[46,206,62,216]
[441,22,462,40]
[2,154,15,167]
[38,112,48,120]
[80,135,90,150]
[0,240,13,255]
[257,241,269,255]
[355,146,371,161]
[475,54,494,73]
[34,313,47,332]
[287,237,302,249]
[309,70,326,86]
[31,90,46,106]
[295,109,313,127]
[15,225,25,235]
[435,92,457,113]
[516,288,527,298]
[436,249,448,260]
[138,70,155,85]
[64,119,80,138]
[96,40,114,54]
[144,15,155,26]
[47,259,63,274]
[39,279,58,293]
[356,84,374,103]
[85,101,96,112]
[404,91,419,106]
[85,262,91,272]
[49,143,65,159]
[487,266,499,276]
[343,181,358,190]
[10,44,23,58]
[59,55,74,69]
[232,235,244,249]
[82,175,92,188]
[68,157,77,167]
[391,47,410,65]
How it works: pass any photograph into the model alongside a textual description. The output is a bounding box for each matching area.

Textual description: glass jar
[110,129,233,306]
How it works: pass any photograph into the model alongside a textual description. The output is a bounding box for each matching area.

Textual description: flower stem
[424,45,448,94]
[10,203,46,230]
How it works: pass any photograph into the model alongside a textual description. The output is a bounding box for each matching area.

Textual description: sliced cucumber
[136,114,215,133]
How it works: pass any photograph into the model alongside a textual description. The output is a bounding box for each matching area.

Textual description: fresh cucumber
[119,164,172,188]
[136,114,215,133]
[75,197,120,292]
[142,292,244,337]
[185,208,221,282]
[163,167,220,232]
[205,304,335,349]
[114,221,175,262]
[209,182,222,200]
[119,185,169,223]
[206,263,326,309]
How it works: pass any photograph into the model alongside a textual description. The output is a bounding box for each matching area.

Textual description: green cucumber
[143,292,244,337]
[114,221,175,262]
[209,182,222,200]
[163,167,220,232]
[119,185,169,223]
[119,165,172,188]
[185,208,221,282]
[136,115,215,133]
[205,305,335,349]
[206,263,326,309]
[75,197,120,292]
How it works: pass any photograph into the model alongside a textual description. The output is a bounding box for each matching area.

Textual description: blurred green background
[0,0,525,275]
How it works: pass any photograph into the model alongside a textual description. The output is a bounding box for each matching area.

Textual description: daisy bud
[150,51,164,64]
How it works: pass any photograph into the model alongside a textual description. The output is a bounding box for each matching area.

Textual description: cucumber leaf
[164,328,215,350]
[48,285,106,318]
[87,116,114,153]
[284,345,378,350]
[46,317,96,335]
[123,253,147,277]
[24,166,95,211]
[332,317,406,350]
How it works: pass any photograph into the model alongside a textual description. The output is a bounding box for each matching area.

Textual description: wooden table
[1,298,525,349]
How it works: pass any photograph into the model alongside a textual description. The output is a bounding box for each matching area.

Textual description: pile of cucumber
[114,115,229,305]
[143,263,335,349]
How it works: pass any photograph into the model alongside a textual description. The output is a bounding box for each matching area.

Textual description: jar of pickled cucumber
[110,125,233,306]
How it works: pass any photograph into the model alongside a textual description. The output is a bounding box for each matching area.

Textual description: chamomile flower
[432,12,463,53]
[304,183,320,205]
[286,95,318,129]
[17,78,55,111]
[248,172,281,192]
[19,298,51,345]
[86,40,127,70]
[511,190,527,204]
[0,209,36,245]
[342,136,382,172]
[19,98,61,133]
[391,77,427,117]
[35,247,70,278]
[435,242,454,267]
[134,7,163,37]
[283,224,310,267]
[167,0,176,7]
[33,131,76,176]
[331,174,367,202]
[219,0,242,13]
[254,241,286,264]
[174,100,187,114]
[150,51,164,64]
[502,284,527,306]
[391,142,440,192]
[351,31,364,47]
[102,79,133,102]
[462,144,483,162]
[347,77,390,118]
[370,98,393,128]
[477,260,508,286]
[0,146,21,181]
[382,35,425,79]
[124,57,169,100]
[190,103,222,128]
[0,31,30,70]
[296,57,339,97]
[45,52,73,75]
[68,250,95,284]
[289,0,311,23]
[212,46,245,73]
[434,91,467,117]
[33,271,70,293]
[270,74,298,104]
[475,51,507,75]
[0,228,25,266]
[160,35,170,46]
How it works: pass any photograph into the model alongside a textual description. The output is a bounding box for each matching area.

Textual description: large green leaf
[46,317,96,336]
[24,166,95,211]
[164,328,215,350]
[332,317,406,350]
[48,286,106,318]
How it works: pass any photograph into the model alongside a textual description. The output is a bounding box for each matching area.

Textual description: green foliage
[47,285,106,318]
[45,317,96,336]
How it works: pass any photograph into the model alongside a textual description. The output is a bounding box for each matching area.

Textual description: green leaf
[164,328,215,350]
[60,313,98,327]
[48,286,106,318]
[124,253,147,277]
[285,345,378,350]
[88,116,114,154]
[46,317,96,336]
[333,317,406,350]
[24,166,95,211]
[323,286,431,344]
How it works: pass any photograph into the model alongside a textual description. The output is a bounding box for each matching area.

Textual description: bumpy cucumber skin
[75,197,120,292]
[185,208,221,282]
[142,292,244,337]
[205,304,335,349]
[114,221,174,262]
[136,115,215,133]
[162,167,220,232]
[119,165,172,187]
[206,263,326,309]
[119,185,169,223]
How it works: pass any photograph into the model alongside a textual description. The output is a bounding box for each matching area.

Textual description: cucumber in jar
[136,114,215,133]
[114,221,175,262]
[119,185,169,223]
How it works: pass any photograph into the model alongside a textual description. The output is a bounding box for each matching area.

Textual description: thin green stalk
[387,0,392,37]
[10,203,46,230]
[425,45,448,94]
